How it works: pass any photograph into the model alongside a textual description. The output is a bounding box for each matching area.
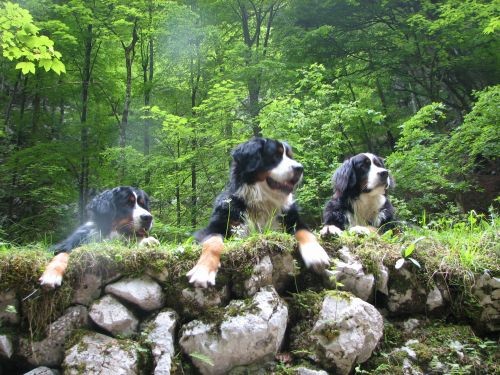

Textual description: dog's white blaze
[364,153,388,190]
[132,192,153,231]
[269,145,302,183]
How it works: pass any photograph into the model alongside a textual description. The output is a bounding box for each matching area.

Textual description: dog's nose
[293,165,304,175]
[378,170,388,179]
[140,214,153,224]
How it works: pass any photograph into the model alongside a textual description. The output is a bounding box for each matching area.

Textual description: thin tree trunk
[79,24,93,223]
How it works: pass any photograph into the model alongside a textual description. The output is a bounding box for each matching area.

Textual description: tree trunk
[78,24,93,223]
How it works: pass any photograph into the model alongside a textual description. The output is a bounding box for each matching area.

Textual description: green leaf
[189,352,214,366]
[15,61,36,75]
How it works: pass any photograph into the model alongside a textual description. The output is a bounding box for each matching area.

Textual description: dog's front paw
[349,226,372,236]
[187,263,218,288]
[320,225,343,237]
[139,236,160,248]
[299,241,330,273]
[39,269,63,289]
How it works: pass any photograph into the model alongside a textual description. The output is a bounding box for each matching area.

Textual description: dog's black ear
[231,138,266,182]
[333,159,356,195]
[87,190,116,234]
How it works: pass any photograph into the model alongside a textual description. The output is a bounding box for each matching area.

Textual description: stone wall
[0,237,498,374]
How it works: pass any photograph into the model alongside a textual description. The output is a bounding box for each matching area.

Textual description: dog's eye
[276,146,284,155]
[364,158,371,165]
[128,195,136,205]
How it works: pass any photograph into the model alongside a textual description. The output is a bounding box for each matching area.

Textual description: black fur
[195,137,308,242]
[53,186,152,254]
[323,153,395,231]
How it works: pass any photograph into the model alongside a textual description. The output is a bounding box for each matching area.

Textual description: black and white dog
[321,153,395,236]
[39,186,159,288]
[187,137,330,288]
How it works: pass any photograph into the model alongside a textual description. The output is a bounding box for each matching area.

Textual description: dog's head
[87,186,153,237]
[231,137,304,194]
[333,153,393,197]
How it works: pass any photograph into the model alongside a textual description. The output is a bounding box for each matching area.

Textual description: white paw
[320,225,343,237]
[299,241,330,273]
[187,264,218,288]
[139,236,160,248]
[39,271,63,289]
[349,226,372,236]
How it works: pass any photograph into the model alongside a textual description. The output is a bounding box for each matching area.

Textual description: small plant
[189,352,214,367]
[395,237,424,269]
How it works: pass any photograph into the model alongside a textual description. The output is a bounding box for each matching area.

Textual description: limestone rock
[473,272,500,332]
[63,332,140,375]
[232,255,273,297]
[89,295,138,337]
[295,367,329,375]
[23,367,59,375]
[0,290,19,325]
[180,285,230,316]
[270,251,296,293]
[18,306,88,366]
[105,276,165,311]
[179,286,288,375]
[387,267,427,315]
[293,293,383,375]
[426,286,444,312]
[144,310,178,375]
[72,273,102,306]
[331,247,375,301]
[0,334,14,358]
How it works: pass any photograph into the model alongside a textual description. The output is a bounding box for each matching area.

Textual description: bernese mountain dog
[39,186,159,288]
[321,153,395,236]
[187,137,330,288]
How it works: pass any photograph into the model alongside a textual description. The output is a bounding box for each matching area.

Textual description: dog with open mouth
[39,186,159,288]
[321,153,395,236]
[187,137,330,288]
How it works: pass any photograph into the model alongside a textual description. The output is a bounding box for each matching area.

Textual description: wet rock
[0,334,14,358]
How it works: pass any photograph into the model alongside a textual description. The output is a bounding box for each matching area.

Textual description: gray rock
[295,367,329,375]
[403,318,420,334]
[0,334,14,358]
[63,332,139,375]
[23,367,59,375]
[72,273,102,306]
[387,267,427,314]
[89,295,138,337]
[180,285,230,314]
[271,251,296,293]
[426,286,444,311]
[19,306,88,366]
[310,294,383,375]
[145,310,178,375]
[244,255,273,297]
[105,276,165,311]
[0,290,19,325]
[330,247,375,301]
[472,272,500,332]
[376,264,389,295]
[179,286,288,375]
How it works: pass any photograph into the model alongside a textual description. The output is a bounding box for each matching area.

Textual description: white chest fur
[347,190,387,227]
[234,181,293,236]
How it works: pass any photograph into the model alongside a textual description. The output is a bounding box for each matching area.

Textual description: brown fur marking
[295,229,317,246]
[196,235,224,272]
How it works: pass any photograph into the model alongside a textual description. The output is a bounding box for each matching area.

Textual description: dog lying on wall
[187,137,330,288]
[39,186,159,288]
[321,153,395,237]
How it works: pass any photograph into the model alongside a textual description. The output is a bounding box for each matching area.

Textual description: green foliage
[447,85,500,172]
[0,1,65,74]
